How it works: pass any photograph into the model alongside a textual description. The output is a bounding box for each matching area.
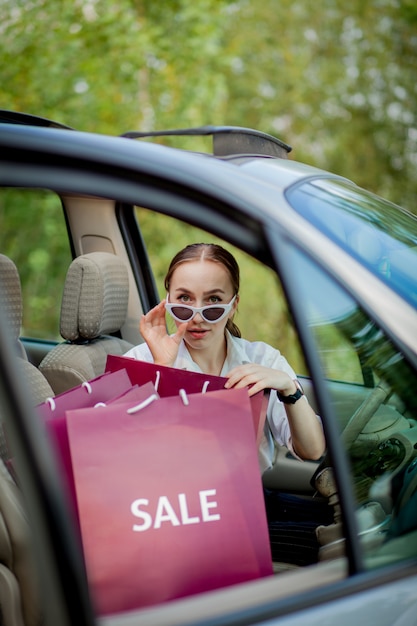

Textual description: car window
[289,243,417,570]
[286,179,417,309]
[0,188,71,341]
[135,206,308,374]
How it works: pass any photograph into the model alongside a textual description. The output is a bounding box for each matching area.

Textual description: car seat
[0,459,41,626]
[0,255,44,625]
[0,254,27,360]
[0,254,54,405]
[39,252,134,394]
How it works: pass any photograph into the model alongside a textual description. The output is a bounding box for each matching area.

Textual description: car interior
[0,121,417,624]
[0,200,349,626]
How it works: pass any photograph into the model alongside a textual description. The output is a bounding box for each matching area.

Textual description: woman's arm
[277,380,325,460]
[225,364,325,461]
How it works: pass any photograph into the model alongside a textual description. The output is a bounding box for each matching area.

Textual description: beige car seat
[0,460,41,626]
[39,252,133,394]
[0,254,27,361]
[0,254,47,626]
[0,254,53,405]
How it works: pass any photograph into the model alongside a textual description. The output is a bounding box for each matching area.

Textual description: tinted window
[290,244,417,569]
[287,179,417,308]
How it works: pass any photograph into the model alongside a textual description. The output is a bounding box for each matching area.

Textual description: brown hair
[164,243,241,337]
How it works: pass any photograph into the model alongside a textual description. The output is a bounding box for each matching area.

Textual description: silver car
[0,111,416,625]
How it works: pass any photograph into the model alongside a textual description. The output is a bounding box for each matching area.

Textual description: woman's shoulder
[230,334,283,363]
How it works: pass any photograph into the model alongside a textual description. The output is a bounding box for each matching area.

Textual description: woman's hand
[226,363,325,460]
[224,363,295,397]
[139,300,188,367]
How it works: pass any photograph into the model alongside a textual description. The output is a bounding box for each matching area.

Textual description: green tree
[1,0,416,209]
[219,0,417,210]
[0,0,232,134]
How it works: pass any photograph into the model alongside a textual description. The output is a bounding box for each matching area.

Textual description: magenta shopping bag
[106,354,267,445]
[66,386,273,614]
[36,368,133,420]
[36,369,142,521]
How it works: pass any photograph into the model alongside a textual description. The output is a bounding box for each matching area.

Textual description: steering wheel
[312,378,392,506]
[341,379,392,451]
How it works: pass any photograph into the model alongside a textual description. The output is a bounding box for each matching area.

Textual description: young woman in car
[125,242,325,470]
[125,243,330,564]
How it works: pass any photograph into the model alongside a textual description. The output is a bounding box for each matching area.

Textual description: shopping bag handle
[153,369,210,395]
[127,387,193,414]
[127,394,159,414]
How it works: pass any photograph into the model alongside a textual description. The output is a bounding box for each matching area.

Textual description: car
[0,109,417,626]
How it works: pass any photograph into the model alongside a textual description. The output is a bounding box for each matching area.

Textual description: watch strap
[277,380,304,405]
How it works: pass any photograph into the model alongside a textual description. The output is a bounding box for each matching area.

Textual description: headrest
[0,254,23,341]
[60,252,129,342]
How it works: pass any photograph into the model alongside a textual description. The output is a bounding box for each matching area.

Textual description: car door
[264,233,417,626]
[111,174,417,625]
[114,190,417,623]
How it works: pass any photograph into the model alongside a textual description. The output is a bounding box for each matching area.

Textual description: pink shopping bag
[36,369,147,522]
[66,386,273,615]
[106,354,267,445]
[36,368,133,420]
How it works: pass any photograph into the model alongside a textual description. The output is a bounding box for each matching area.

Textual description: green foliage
[0,0,232,133]
[218,0,417,210]
[0,189,72,338]
[1,0,415,203]
[0,0,150,131]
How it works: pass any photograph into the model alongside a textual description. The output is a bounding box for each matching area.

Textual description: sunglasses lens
[202,307,225,321]
[170,306,194,321]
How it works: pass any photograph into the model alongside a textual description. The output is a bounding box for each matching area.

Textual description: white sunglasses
[165,294,237,323]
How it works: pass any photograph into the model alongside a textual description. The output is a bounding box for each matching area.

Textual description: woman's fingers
[140,301,166,333]
[173,321,189,343]
[143,300,166,324]
[139,301,188,367]
[225,364,265,390]
[225,364,292,396]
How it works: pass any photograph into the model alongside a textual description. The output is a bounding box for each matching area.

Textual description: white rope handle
[202,381,210,393]
[94,402,107,408]
[179,389,189,406]
[46,397,56,411]
[82,381,93,394]
[127,393,159,414]
[154,370,161,392]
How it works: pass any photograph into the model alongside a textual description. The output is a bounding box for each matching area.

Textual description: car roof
[0,110,359,194]
[0,120,344,203]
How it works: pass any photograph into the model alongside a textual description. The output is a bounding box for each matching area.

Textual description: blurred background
[1,0,416,363]
[1,0,416,208]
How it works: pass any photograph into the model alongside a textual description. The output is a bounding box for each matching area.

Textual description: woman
[125,242,325,468]
[125,243,330,564]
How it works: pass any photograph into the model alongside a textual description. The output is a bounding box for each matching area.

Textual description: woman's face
[168,259,238,351]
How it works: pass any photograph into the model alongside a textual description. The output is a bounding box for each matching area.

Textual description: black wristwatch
[277,379,304,405]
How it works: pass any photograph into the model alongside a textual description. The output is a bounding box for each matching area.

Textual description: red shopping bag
[106,354,267,445]
[66,387,273,614]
